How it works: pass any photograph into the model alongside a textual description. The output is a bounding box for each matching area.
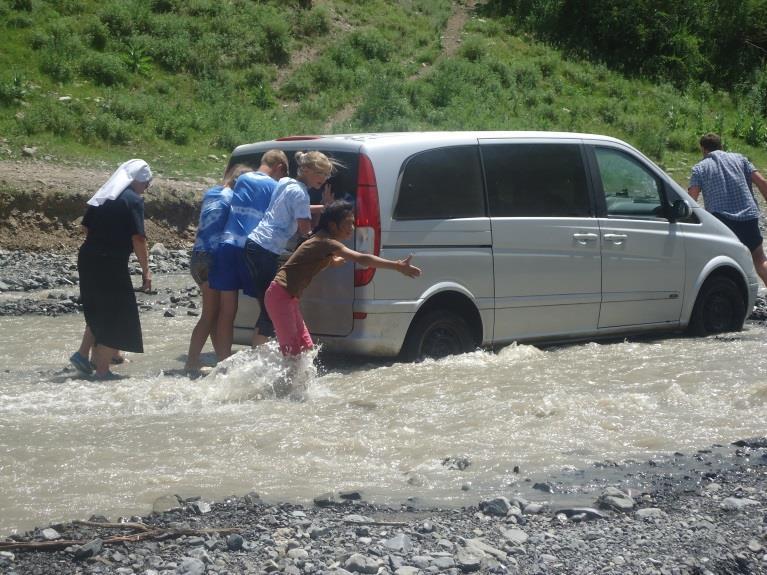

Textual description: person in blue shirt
[688,133,767,285]
[184,163,253,373]
[244,151,338,346]
[210,149,289,359]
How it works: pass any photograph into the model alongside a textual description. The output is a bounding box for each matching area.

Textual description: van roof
[232,131,629,155]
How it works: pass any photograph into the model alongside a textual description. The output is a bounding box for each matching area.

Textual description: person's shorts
[189,250,213,286]
[713,214,763,252]
[208,243,255,294]
[244,239,280,299]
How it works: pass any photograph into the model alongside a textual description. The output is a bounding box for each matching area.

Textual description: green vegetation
[0,0,765,182]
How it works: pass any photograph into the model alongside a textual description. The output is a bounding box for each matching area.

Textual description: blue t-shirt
[689,150,758,221]
[248,178,311,255]
[220,171,277,248]
[192,184,234,252]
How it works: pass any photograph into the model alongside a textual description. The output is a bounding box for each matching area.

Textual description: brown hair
[222,163,253,188]
[261,149,289,173]
[700,132,722,152]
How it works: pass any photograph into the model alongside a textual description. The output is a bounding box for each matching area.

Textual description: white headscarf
[87,159,152,206]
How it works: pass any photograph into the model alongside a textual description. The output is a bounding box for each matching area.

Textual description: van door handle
[573,232,598,244]
[603,233,628,244]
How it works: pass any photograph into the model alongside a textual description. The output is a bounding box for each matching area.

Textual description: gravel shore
[1,440,765,575]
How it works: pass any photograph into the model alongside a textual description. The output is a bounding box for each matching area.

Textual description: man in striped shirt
[689,132,767,285]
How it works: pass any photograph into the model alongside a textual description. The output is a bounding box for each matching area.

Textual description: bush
[17,99,78,136]
[0,74,26,106]
[348,29,393,62]
[80,52,128,86]
[82,17,109,50]
[260,14,292,64]
[296,5,330,37]
[155,112,190,145]
[5,13,32,28]
[39,53,75,83]
[85,112,133,144]
[355,73,412,130]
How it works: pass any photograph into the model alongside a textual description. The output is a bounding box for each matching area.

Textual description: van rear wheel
[401,310,475,361]
[687,276,745,336]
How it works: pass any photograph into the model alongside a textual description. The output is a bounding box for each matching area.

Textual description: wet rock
[40,527,61,540]
[153,494,182,513]
[150,243,169,257]
[479,496,513,517]
[314,492,340,507]
[556,507,607,521]
[189,500,211,514]
[636,507,666,519]
[74,537,103,560]
[532,482,554,493]
[598,487,635,512]
[442,455,471,470]
[339,489,363,500]
[732,437,767,449]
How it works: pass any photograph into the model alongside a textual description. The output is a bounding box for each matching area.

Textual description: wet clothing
[689,150,759,221]
[208,242,255,294]
[189,250,214,285]
[78,187,144,353]
[265,281,313,356]
[244,239,279,337]
[266,233,345,356]
[192,185,233,253]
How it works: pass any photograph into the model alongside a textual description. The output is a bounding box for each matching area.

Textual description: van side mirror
[668,199,691,222]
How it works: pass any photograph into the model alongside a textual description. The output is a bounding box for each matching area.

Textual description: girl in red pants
[265,200,421,356]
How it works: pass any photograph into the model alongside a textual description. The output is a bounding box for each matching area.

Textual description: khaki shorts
[190,251,213,285]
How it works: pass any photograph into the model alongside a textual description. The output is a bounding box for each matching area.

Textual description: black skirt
[77,246,143,353]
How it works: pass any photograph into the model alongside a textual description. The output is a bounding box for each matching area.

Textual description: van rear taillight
[354,154,381,287]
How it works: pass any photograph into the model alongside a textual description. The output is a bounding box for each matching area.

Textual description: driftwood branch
[0,522,241,552]
[343,520,409,526]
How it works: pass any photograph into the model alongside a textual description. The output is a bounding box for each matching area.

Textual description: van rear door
[299,151,360,336]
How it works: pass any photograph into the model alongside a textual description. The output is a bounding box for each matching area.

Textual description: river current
[1,274,765,536]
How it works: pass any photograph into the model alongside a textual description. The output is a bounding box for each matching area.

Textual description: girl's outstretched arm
[334,245,421,278]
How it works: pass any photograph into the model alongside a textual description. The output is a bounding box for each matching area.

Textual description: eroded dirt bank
[0,159,212,251]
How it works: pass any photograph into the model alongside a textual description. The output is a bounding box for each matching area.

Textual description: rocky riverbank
[0,247,198,317]
[1,439,765,575]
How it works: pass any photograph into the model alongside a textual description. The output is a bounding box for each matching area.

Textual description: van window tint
[483,143,590,217]
[595,148,663,218]
[394,146,485,219]
[229,150,359,205]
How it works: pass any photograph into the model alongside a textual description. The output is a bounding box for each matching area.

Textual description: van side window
[482,143,590,217]
[394,146,485,219]
[595,148,664,218]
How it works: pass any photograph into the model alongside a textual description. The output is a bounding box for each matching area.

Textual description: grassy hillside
[1,0,765,185]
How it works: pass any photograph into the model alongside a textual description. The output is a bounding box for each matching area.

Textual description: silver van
[229,131,758,359]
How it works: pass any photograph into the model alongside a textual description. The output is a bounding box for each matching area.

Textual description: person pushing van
[209,149,289,359]
[265,201,421,357]
[688,133,767,286]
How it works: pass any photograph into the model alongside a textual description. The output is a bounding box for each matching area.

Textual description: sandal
[70,352,93,376]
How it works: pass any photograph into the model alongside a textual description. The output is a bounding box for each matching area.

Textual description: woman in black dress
[71,159,152,379]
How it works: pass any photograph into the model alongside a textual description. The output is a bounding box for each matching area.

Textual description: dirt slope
[0,159,210,251]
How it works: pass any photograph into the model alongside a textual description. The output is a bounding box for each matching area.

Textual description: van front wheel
[401,310,475,361]
[687,276,745,336]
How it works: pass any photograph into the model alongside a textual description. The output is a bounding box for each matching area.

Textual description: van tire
[687,276,745,336]
[401,309,475,361]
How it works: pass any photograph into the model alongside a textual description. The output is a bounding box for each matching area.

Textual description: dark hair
[700,132,722,152]
[314,200,353,234]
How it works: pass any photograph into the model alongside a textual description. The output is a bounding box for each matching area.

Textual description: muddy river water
[1,274,765,536]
